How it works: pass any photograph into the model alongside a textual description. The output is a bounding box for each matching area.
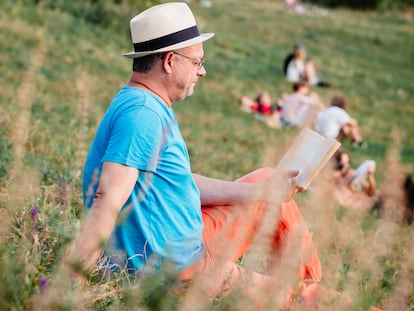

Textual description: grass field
[1,0,413,310]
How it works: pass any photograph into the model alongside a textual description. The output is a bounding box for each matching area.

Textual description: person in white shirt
[315,96,366,147]
[284,43,330,87]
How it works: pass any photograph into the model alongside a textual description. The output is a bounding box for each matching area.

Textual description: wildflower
[31,206,39,224]
[31,206,40,246]
[39,276,48,292]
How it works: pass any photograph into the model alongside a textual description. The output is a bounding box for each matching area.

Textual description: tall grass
[0,0,413,309]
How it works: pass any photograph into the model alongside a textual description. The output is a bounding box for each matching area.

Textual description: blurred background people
[284,0,305,13]
[239,91,283,128]
[315,96,366,148]
[283,43,330,87]
[331,149,378,210]
[279,81,324,127]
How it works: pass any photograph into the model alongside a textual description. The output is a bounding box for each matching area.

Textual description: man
[70,2,322,305]
[315,96,366,148]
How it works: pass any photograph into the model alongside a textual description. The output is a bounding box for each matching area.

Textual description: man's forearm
[193,174,261,206]
[193,170,297,207]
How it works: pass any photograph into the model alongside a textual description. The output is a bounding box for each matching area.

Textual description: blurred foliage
[11,0,162,32]
[308,0,414,10]
[0,127,12,182]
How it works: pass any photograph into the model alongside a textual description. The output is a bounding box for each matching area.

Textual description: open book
[275,127,341,189]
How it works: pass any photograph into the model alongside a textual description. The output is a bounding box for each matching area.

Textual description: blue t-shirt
[83,86,204,272]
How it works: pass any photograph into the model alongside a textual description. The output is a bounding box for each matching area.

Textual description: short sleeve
[336,108,351,125]
[103,107,163,172]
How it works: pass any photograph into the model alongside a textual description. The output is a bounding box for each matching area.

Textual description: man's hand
[259,169,300,204]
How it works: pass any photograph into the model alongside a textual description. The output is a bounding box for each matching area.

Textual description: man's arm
[69,162,138,271]
[193,169,298,207]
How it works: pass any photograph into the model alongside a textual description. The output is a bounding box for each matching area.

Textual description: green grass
[1,0,414,310]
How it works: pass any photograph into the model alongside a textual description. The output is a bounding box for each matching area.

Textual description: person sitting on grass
[284,0,306,14]
[315,96,367,148]
[332,149,378,210]
[66,2,323,308]
[283,43,330,88]
[279,81,325,128]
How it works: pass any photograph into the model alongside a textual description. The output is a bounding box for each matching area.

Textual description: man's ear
[163,52,175,74]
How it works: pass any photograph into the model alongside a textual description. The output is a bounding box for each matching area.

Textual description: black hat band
[133,25,199,52]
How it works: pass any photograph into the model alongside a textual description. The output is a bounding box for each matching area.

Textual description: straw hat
[122,2,215,58]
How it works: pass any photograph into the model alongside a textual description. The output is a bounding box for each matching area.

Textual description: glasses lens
[198,59,205,69]
[174,52,204,70]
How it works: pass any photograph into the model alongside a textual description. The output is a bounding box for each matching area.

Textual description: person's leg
[181,167,322,301]
[178,168,272,296]
[305,60,331,87]
[201,167,273,262]
[342,122,362,144]
[270,199,322,281]
[239,95,254,113]
[304,60,319,85]
[234,167,322,281]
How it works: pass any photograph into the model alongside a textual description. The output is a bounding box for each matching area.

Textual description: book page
[275,128,341,189]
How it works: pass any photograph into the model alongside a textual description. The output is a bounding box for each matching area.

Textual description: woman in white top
[285,43,330,87]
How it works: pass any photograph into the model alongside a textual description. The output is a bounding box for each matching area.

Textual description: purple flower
[31,206,40,246]
[31,206,40,223]
[39,276,48,292]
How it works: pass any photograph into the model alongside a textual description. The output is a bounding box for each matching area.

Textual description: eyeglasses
[173,52,205,70]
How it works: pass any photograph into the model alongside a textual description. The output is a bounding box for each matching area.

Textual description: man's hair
[255,91,268,104]
[132,53,166,73]
[330,96,346,109]
[293,81,308,92]
[334,149,349,170]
